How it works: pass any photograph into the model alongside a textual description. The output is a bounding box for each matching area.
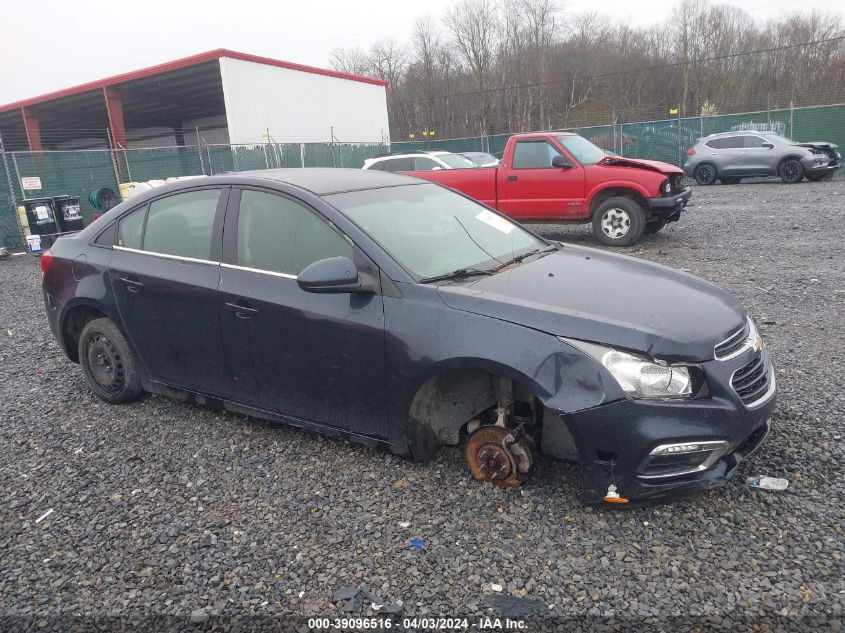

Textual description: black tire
[78,317,143,404]
[720,177,741,185]
[645,218,667,234]
[694,163,717,185]
[779,159,804,184]
[592,197,646,247]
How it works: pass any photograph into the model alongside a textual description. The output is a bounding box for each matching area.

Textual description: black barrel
[22,198,59,235]
[53,195,84,232]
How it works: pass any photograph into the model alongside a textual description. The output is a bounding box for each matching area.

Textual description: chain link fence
[392,103,845,169]
[0,141,386,249]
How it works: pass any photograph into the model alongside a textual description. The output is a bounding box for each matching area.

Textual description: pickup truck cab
[404,132,691,246]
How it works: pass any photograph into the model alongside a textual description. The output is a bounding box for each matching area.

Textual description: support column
[22,107,43,152]
[103,86,127,149]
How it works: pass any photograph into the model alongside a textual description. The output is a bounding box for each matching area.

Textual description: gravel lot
[1,180,843,631]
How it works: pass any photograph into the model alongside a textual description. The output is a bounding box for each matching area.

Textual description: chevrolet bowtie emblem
[754,336,764,352]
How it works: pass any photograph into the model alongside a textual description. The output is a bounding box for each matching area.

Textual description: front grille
[715,323,748,359]
[731,352,770,406]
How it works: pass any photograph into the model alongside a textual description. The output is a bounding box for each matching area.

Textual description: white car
[362,151,477,172]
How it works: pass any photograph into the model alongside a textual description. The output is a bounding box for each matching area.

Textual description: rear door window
[512,141,561,169]
[142,190,220,260]
[117,205,146,249]
[705,136,742,149]
[236,190,353,276]
[389,157,415,172]
[413,157,441,171]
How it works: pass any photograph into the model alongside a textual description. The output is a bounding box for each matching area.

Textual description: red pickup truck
[405,132,691,246]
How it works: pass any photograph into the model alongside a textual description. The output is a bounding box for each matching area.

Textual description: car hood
[598,156,685,175]
[436,245,746,362]
[794,141,838,151]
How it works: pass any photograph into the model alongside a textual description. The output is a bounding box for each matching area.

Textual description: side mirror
[297,256,362,294]
[552,155,573,168]
[762,142,774,149]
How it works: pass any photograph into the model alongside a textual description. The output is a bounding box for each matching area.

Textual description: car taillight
[40,250,54,278]
[686,148,696,155]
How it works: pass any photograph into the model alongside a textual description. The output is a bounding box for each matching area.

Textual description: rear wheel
[694,163,717,185]
[592,197,646,247]
[779,159,804,184]
[720,177,741,185]
[78,318,143,404]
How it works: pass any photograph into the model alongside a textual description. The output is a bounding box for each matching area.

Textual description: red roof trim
[0,49,387,114]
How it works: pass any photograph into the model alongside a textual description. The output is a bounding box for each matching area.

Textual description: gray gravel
[1,179,843,631]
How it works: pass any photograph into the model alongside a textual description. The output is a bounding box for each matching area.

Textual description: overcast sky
[2,0,841,105]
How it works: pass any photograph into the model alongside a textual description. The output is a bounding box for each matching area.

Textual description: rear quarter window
[93,222,116,247]
[117,205,146,249]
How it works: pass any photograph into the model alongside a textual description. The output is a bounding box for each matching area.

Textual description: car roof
[236,167,423,195]
[705,130,775,138]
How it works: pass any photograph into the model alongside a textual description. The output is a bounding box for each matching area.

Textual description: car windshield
[325,183,546,279]
[436,154,478,169]
[555,135,606,165]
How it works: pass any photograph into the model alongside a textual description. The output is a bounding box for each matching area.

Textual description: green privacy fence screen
[0,141,386,249]
[1,104,842,249]
[392,103,845,169]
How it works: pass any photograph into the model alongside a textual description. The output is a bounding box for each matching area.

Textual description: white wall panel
[219,57,389,144]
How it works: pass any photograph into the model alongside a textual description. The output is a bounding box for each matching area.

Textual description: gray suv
[684,131,840,185]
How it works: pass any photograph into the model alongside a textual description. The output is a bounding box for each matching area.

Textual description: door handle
[225,301,259,319]
[118,277,144,292]
[507,175,518,182]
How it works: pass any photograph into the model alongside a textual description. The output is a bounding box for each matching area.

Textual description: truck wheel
[779,159,804,183]
[593,197,646,247]
[78,318,143,404]
[694,164,717,185]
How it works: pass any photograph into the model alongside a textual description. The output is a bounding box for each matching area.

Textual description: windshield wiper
[494,244,559,270]
[419,268,495,284]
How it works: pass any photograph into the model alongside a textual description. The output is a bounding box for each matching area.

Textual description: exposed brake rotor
[465,425,533,488]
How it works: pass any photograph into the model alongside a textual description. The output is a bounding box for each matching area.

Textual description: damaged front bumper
[543,348,777,504]
[645,186,691,223]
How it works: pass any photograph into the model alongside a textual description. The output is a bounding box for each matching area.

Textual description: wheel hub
[465,425,531,488]
[601,208,631,238]
[86,333,125,394]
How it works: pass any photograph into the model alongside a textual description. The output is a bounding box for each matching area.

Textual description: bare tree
[340,0,845,140]
[444,0,500,135]
[328,47,372,76]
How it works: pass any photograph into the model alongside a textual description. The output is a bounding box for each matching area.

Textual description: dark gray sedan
[41,169,775,505]
[684,131,840,184]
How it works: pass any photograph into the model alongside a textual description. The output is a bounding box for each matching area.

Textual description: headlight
[600,349,692,398]
[560,339,694,399]
[663,180,672,194]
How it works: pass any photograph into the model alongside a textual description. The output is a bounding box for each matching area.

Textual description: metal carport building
[0,49,389,151]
